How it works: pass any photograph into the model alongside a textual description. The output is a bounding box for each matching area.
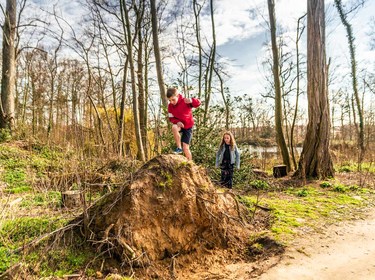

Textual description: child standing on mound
[167,88,201,160]
[215,131,240,189]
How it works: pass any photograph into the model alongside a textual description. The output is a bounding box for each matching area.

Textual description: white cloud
[197,0,265,46]
[213,0,375,99]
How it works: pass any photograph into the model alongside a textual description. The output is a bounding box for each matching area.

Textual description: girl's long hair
[219,131,236,150]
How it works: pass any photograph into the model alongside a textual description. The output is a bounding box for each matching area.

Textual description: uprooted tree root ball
[81,154,258,278]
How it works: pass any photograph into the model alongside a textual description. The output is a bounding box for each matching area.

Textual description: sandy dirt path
[258,210,375,280]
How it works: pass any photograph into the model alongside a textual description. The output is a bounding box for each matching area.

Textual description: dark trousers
[220,163,234,188]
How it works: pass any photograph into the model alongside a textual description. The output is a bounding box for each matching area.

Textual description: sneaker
[173,147,183,154]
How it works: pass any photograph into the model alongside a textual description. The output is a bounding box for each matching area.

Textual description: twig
[196,195,216,204]
[169,252,179,279]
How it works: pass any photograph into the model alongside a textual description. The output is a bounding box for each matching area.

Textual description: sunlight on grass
[240,184,374,242]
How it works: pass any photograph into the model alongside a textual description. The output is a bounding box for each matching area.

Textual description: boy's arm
[168,113,180,124]
[191,97,201,108]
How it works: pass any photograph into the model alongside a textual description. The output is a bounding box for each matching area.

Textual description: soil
[82,154,266,279]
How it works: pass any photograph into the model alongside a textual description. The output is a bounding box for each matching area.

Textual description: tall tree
[290,14,306,170]
[334,0,365,165]
[203,0,217,126]
[150,0,167,108]
[0,0,17,130]
[295,0,334,179]
[267,0,291,171]
[120,0,145,161]
[193,0,203,99]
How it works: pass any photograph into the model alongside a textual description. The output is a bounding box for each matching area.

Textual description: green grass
[38,247,93,277]
[240,184,373,242]
[0,144,65,194]
[337,161,375,173]
[0,216,67,274]
[20,191,62,208]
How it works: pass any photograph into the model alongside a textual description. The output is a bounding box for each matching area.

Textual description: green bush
[250,179,269,190]
[332,184,348,193]
[297,189,309,197]
[0,128,12,143]
[320,182,332,188]
[0,247,19,274]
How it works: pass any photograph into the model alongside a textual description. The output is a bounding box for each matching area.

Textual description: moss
[38,247,95,277]
[157,171,173,189]
[0,247,20,274]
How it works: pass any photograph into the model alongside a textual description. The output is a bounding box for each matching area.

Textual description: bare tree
[120,0,145,161]
[150,0,167,108]
[193,0,203,99]
[203,0,217,126]
[267,0,291,171]
[0,0,17,130]
[290,14,306,170]
[295,0,334,179]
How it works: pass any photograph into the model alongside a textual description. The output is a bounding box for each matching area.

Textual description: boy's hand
[184,98,192,104]
[177,122,184,128]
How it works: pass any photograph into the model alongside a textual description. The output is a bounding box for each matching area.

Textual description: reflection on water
[242,145,302,158]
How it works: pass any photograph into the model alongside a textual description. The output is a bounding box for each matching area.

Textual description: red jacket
[168,94,201,129]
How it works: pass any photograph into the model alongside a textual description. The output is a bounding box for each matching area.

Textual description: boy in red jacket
[167,88,201,160]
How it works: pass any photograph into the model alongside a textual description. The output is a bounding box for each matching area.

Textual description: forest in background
[0,0,373,174]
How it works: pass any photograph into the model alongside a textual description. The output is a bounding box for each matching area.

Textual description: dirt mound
[86,154,254,278]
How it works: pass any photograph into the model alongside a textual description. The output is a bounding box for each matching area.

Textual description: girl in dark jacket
[215,131,240,189]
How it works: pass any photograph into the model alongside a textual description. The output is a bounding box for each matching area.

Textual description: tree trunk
[136,1,148,160]
[267,0,291,171]
[294,0,334,179]
[150,0,168,108]
[118,58,129,159]
[290,15,306,171]
[120,0,145,161]
[0,0,17,130]
[203,0,216,126]
[193,0,203,100]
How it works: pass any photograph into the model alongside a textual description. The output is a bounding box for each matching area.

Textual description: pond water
[241,145,302,158]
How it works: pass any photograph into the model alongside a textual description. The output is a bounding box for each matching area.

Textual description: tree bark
[290,15,306,170]
[294,0,334,179]
[150,0,168,109]
[267,0,291,171]
[118,57,129,158]
[120,0,145,161]
[1,0,17,130]
[135,1,148,160]
[203,0,216,126]
[193,0,203,100]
